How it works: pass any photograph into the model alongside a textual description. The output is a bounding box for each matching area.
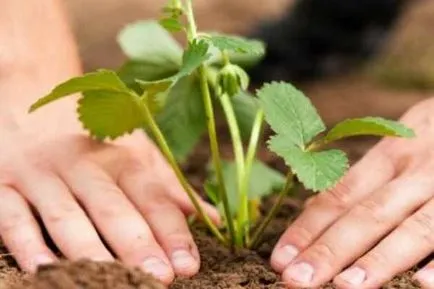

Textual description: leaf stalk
[242,109,264,244]
[220,92,246,246]
[248,172,294,249]
[184,0,237,246]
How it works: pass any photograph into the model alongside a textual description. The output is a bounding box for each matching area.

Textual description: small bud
[163,0,183,17]
[216,64,249,97]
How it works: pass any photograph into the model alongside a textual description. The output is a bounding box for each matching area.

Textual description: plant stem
[198,67,236,246]
[242,109,264,244]
[184,0,198,39]
[140,99,227,244]
[248,173,294,249]
[222,50,231,66]
[184,0,237,246]
[220,93,246,246]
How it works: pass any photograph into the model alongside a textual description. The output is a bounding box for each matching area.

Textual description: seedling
[29,0,414,249]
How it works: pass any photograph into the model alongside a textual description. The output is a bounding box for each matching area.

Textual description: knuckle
[165,233,194,249]
[142,198,176,216]
[117,161,151,189]
[0,212,29,236]
[93,200,126,220]
[0,169,15,186]
[361,250,390,269]
[282,223,315,246]
[319,182,352,212]
[308,243,338,267]
[43,202,81,225]
[353,199,387,225]
[403,212,434,244]
[122,237,159,260]
[121,152,146,173]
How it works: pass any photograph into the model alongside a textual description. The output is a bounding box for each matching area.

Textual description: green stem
[198,67,236,246]
[184,0,198,39]
[248,173,294,249]
[222,50,231,66]
[140,100,226,244]
[184,0,236,246]
[242,109,264,244]
[220,93,246,246]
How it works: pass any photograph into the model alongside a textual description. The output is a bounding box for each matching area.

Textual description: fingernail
[338,267,367,285]
[283,262,314,284]
[30,254,54,271]
[142,257,171,280]
[171,250,197,272]
[414,268,434,286]
[272,245,299,268]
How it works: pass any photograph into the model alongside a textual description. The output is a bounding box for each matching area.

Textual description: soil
[10,261,165,289]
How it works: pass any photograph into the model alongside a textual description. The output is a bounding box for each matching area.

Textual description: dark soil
[0,245,28,289]
[10,260,164,289]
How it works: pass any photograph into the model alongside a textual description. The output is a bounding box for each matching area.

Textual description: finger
[15,170,114,262]
[149,155,221,224]
[119,173,200,277]
[415,261,434,289]
[281,166,434,287]
[61,162,174,284]
[272,147,397,271]
[0,186,56,272]
[165,180,221,225]
[334,197,434,289]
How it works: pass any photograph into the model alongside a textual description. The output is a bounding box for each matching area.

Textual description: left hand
[271,98,434,289]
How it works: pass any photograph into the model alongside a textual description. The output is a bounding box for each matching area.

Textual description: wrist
[0,87,82,137]
[0,62,83,135]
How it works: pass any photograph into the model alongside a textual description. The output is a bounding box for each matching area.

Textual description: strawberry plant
[29,0,414,249]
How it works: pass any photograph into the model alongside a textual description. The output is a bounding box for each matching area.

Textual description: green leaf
[231,91,259,140]
[203,33,265,56]
[117,20,182,65]
[136,39,211,97]
[159,17,184,32]
[323,117,415,144]
[204,181,220,205]
[269,135,348,191]
[30,70,129,112]
[248,161,287,199]
[116,21,183,93]
[179,39,211,76]
[155,75,206,161]
[209,160,286,215]
[117,60,180,93]
[206,45,264,68]
[258,82,326,148]
[78,90,145,140]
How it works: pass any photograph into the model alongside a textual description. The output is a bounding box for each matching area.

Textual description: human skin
[0,0,219,285]
[271,97,434,289]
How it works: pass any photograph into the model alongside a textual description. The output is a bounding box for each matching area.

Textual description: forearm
[0,0,81,131]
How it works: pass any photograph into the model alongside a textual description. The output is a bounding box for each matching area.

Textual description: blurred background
[62,0,434,154]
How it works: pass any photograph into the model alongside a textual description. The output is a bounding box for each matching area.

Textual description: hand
[0,111,219,285]
[270,98,434,289]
